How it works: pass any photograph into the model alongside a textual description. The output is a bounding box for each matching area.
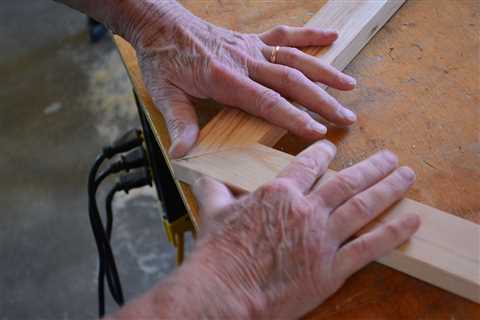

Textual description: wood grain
[173,143,480,303]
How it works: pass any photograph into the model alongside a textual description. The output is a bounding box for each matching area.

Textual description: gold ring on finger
[270,46,280,64]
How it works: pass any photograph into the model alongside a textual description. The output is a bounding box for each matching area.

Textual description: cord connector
[103,129,143,158]
[117,168,152,194]
[108,146,147,173]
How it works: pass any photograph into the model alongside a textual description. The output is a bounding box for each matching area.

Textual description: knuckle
[348,196,372,220]
[334,172,358,196]
[352,238,374,261]
[283,47,301,63]
[210,62,229,82]
[274,25,290,38]
[384,177,406,197]
[281,69,304,89]
[350,237,375,261]
[304,28,318,37]
[247,59,261,77]
[256,89,282,118]
[291,198,313,217]
[294,155,321,176]
[256,178,296,201]
[369,151,397,175]
[292,111,312,131]
[385,222,403,240]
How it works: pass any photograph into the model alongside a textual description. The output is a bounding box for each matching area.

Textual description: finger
[192,176,235,218]
[249,61,356,125]
[328,166,416,244]
[308,150,399,209]
[208,66,327,139]
[277,140,336,193]
[261,46,356,91]
[334,213,420,279]
[260,25,338,47]
[154,84,199,158]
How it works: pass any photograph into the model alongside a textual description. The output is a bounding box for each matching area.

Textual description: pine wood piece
[173,144,480,303]
[187,0,406,158]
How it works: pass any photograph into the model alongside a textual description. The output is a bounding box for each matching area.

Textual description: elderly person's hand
[111,142,419,319]
[123,1,357,157]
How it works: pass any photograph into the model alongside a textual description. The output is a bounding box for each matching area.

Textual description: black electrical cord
[95,168,152,316]
[88,154,109,316]
[95,145,149,313]
[88,137,149,317]
[88,155,125,317]
[88,130,144,316]
[98,183,122,317]
[94,168,124,314]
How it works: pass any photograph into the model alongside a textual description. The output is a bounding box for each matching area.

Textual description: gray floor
[1,1,184,318]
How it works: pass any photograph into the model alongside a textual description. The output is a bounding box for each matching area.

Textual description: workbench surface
[114,0,479,318]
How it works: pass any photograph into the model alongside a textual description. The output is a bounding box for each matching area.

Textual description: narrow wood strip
[172,144,480,303]
[186,0,406,158]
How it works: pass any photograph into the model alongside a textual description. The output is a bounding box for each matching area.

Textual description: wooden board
[173,143,480,303]
[188,0,406,158]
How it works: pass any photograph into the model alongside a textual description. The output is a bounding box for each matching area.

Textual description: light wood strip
[172,143,480,303]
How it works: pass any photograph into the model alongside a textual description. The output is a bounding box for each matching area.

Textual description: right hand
[186,141,420,318]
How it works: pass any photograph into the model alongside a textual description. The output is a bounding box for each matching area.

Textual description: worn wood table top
[114,0,479,318]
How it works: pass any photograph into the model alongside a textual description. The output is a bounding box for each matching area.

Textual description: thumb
[192,176,235,225]
[154,84,199,158]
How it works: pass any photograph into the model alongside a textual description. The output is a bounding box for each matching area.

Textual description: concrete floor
[0,1,185,318]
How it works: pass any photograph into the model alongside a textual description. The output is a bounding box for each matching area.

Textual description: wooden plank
[172,143,480,303]
[186,0,406,158]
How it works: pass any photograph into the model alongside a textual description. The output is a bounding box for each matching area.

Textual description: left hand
[126,1,357,158]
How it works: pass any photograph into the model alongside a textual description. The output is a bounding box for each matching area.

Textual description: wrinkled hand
[187,141,420,318]
[131,2,357,158]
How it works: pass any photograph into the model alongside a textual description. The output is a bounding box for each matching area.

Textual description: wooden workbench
[114,0,479,318]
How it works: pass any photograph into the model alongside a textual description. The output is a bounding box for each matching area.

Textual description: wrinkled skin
[129,1,357,158]
[113,141,420,319]
[53,1,420,319]
[186,141,420,318]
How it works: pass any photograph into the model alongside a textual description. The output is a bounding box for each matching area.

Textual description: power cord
[87,129,151,317]
[94,147,148,314]
[98,167,152,316]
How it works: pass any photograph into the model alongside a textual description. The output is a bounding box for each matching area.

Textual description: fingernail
[345,76,357,87]
[324,29,338,36]
[319,139,336,154]
[309,122,327,135]
[381,150,398,165]
[342,108,357,122]
[398,166,416,181]
[168,125,198,159]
